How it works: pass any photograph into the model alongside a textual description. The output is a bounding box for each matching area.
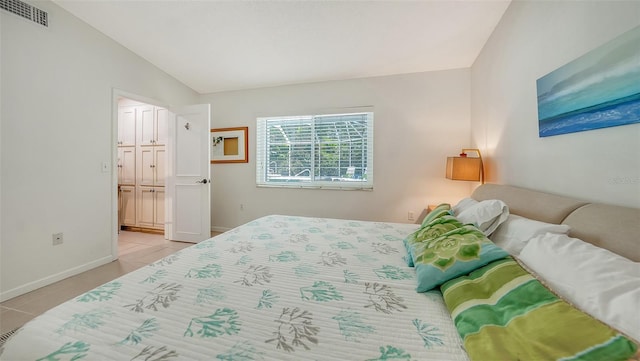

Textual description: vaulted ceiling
[54,0,510,94]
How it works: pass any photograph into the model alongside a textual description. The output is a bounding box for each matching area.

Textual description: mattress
[1,215,469,360]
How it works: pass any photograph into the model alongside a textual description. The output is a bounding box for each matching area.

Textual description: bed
[1,184,638,360]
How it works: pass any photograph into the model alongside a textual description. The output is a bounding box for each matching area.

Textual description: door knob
[196,178,209,184]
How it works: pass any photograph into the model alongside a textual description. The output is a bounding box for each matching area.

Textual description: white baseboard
[211,226,232,233]
[0,255,114,302]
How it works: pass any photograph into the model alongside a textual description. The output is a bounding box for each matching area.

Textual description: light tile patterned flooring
[0,230,221,335]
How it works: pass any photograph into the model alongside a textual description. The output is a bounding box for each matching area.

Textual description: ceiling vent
[1,0,48,27]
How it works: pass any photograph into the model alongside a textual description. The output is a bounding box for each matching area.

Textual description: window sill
[256,183,373,191]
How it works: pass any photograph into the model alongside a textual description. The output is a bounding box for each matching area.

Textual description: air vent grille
[0,328,19,346]
[0,0,48,27]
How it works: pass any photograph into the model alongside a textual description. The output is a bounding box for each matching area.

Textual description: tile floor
[0,230,221,335]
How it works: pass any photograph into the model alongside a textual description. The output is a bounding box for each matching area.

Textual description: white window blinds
[256,112,373,190]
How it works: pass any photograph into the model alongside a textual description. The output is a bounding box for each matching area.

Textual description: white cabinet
[119,185,136,226]
[155,107,168,146]
[155,187,165,228]
[118,103,167,231]
[117,106,136,146]
[136,186,164,229]
[117,147,136,185]
[138,106,167,146]
[137,146,165,186]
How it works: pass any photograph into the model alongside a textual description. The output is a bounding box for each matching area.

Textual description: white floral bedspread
[1,215,469,361]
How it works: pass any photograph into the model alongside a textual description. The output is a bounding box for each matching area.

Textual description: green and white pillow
[421,203,452,227]
[402,203,453,267]
[410,223,508,292]
[403,215,464,267]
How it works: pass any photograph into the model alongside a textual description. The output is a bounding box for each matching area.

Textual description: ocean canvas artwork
[536,26,640,137]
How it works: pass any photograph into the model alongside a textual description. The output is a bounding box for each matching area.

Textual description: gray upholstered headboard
[471,184,640,262]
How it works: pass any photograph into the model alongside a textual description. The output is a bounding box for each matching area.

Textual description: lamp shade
[446,156,481,181]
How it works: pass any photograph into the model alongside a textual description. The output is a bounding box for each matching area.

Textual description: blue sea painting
[537,26,640,137]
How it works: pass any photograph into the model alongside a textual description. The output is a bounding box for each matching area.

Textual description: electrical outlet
[408,211,415,221]
[52,232,63,245]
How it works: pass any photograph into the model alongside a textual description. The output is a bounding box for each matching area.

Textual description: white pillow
[519,233,640,342]
[490,215,570,256]
[455,199,509,236]
[452,197,478,216]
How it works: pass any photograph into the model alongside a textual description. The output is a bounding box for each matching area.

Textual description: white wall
[200,70,475,230]
[471,1,640,208]
[0,1,199,300]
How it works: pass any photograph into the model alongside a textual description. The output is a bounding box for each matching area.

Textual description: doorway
[111,89,212,259]
[116,97,168,254]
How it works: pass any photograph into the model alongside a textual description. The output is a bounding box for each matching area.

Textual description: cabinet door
[137,106,155,146]
[136,186,155,228]
[154,187,165,229]
[118,106,136,146]
[155,107,168,146]
[119,185,136,226]
[137,147,155,186]
[117,149,123,184]
[154,146,165,186]
[119,147,136,185]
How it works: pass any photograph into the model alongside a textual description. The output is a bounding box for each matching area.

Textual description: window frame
[256,111,374,190]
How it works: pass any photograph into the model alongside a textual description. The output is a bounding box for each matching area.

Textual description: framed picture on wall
[536,26,640,137]
[210,127,248,164]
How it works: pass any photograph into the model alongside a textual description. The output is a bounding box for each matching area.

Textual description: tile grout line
[0,306,36,315]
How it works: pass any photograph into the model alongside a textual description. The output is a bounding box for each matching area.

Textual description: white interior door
[166,104,211,242]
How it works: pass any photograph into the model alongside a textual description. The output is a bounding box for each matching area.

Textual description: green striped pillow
[421,203,452,227]
[441,258,638,361]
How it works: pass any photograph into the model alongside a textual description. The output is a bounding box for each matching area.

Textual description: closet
[117,99,167,232]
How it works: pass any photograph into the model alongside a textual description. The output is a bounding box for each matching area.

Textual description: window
[256,112,373,189]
